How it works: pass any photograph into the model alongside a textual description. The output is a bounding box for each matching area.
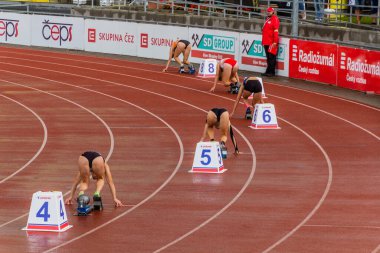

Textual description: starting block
[197,59,217,78]
[76,194,93,216]
[93,195,103,211]
[250,103,280,129]
[189,141,226,173]
[245,106,253,120]
[248,77,267,99]
[179,66,196,75]
[23,191,72,232]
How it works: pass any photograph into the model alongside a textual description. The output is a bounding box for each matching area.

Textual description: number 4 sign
[250,103,280,129]
[197,59,217,78]
[189,141,227,173]
[23,191,72,232]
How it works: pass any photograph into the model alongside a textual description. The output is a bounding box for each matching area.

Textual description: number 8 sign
[189,142,226,173]
[250,103,280,129]
[197,59,217,78]
[23,191,72,232]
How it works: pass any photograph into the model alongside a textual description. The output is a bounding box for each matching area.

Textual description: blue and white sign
[250,103,280,129]
[23,191,72,232]
[189,141,226,173]
[197,58,217,78]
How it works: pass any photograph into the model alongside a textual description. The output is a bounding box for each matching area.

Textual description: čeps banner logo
[190,31,237,60]
[0,18,19,41]
[42,20,72,46]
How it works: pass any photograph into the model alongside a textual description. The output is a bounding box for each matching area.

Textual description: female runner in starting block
[65,151,124,208]
[200,108,239,157]
[209,58,240,94]
[229,77,264,119]
[162,39,195,73]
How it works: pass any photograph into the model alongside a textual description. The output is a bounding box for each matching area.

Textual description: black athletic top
[211,108,227,122]
[179,40,190,49]
[244,79,262,93]
[81,151,103,171]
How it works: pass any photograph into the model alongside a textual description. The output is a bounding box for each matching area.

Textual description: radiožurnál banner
[337,46,380,94]
[289,40,338,85]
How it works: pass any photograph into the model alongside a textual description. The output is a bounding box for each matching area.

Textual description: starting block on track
[23,191,72,232]
[189,142,226,173]
[75,194,93,216]
[197,59,217,78]
[250,103,280,129]
[248,77,267,99]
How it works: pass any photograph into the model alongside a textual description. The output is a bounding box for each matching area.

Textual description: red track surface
[0,46,379,253]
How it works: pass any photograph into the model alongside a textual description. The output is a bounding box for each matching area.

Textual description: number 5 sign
[23,191,72,232]
[189,142,226,173]
[197,59,217,78]
[250,103,280,129]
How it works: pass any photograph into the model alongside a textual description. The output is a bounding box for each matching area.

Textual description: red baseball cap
[267,7,275,13]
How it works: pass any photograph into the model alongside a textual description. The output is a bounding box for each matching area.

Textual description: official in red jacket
[262,7,280,77]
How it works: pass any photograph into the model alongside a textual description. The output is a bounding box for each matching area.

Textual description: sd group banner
[289,40,338,85]
[85,19,138,56]
[31,15,84,50]
[137,24,188,60]
[239,33,289,77]
[0,13,31,46]
[189,28,238,64]
[338,46,380,94]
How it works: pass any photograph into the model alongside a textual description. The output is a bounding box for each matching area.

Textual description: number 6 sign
[197,59,217,78]
[189,142,226,173]
[250,103,280,129]
[23,191,72,232]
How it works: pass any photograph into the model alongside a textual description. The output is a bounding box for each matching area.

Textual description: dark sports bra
[81,151,103,171]
[243,79,262,93]
[211,108,227,122]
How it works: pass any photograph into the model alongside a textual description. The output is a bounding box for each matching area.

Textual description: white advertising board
[31,15,84,50]
[188,27,239,64]
[137,24,188,60]
[0,13,31,45]
[239,33,289,77]
[85,19,137,56]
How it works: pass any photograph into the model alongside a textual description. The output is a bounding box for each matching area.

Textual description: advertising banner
[239,33,289,77]
[85,19,137,56]
[31,15,84,50]
[337,46,380,94]
[137,24,188,60]
[0,13,31,45]
[289,40,338,85]
[188,27,238,64]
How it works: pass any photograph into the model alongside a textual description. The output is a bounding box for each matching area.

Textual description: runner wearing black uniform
[163,39,194,73]
[230,77,264,119]
[65,151,124,209]
[200,108,239,157]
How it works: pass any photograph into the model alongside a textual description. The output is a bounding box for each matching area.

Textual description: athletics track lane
[0,46,379,253]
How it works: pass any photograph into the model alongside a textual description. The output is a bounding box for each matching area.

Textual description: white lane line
[261,117,332,253]
[1,56,378,141]
[0,72,185,253]
[0,50,378,111]
[0,94,48,184]
[2,47,378,251]
[305,224,380,230]
[110,126,169,129]
[0,67,256,253]
[0,64,330,253]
